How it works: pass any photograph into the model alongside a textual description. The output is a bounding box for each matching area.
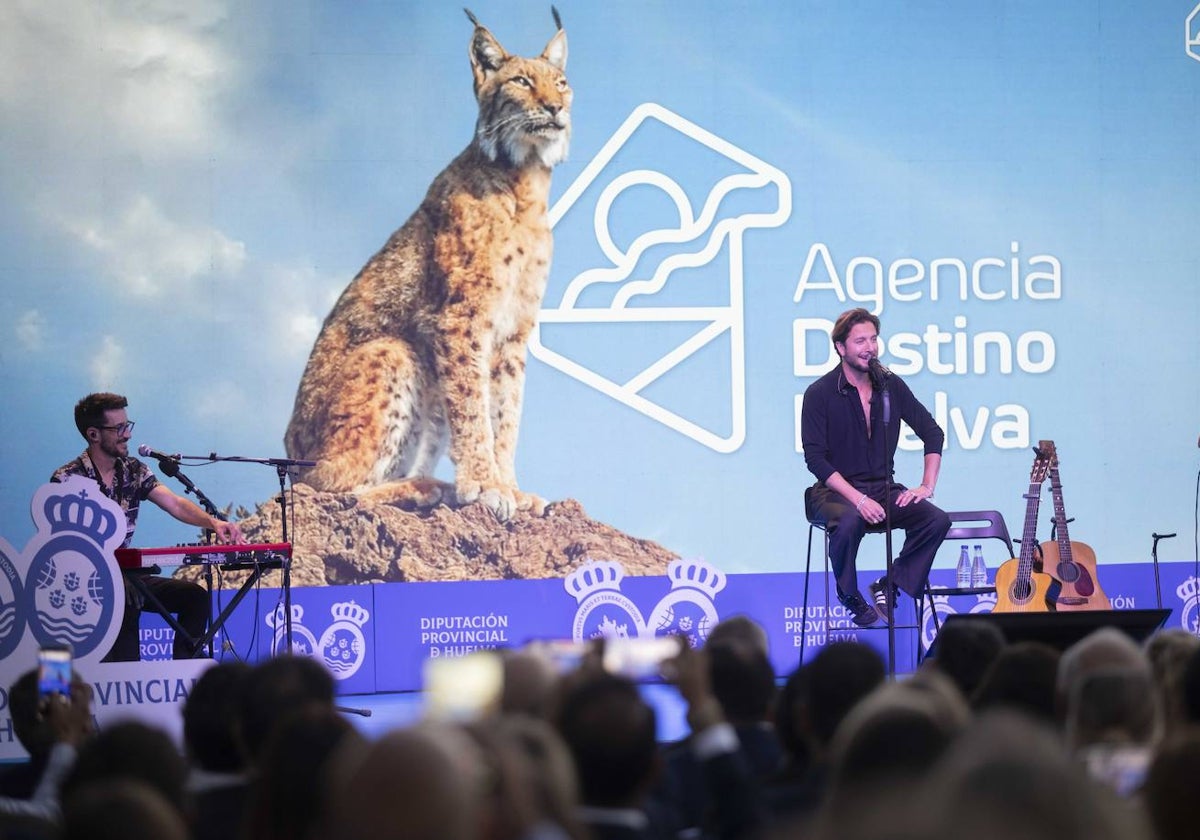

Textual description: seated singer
[800,308,950,627]
[51,392,244,660]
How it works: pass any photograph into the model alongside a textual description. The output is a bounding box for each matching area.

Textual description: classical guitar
[993,443,1060,613]
[1039,441,1110,610]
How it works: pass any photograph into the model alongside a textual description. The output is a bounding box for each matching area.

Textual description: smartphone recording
[422,651,503,722]
[601,636,680,681]
[37,645,73,699]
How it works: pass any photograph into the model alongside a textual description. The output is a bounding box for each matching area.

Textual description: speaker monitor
[936,609,1171,652]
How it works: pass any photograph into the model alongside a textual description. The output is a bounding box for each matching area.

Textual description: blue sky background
[1,1,1197,580]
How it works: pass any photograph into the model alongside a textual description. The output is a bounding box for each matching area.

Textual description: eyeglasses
[95,421,136,435]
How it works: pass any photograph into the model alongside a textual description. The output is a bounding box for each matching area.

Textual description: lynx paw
[514,489,548,516]
[357,477,452,510]
[458,480,517,522]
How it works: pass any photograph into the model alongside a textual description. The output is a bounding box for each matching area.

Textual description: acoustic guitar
[993,443,1060,613]
[1039,441,1110,610]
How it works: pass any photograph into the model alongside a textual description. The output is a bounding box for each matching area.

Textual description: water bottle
[956,545,971,588]
[971,544,987,587]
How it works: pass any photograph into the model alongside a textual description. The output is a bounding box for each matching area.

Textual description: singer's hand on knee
[858,498,883,523]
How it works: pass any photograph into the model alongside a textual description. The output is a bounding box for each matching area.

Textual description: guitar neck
[1017,481,1044,582]
[1049,466,1073,561]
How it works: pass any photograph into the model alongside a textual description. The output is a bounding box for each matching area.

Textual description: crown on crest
[44,490,120,544]
[926,591,951,610]
[666,558,726,596]
[1176,577,1200,602]
[564,559,626,603]
[331,600,370,627]
[266,603,304,629]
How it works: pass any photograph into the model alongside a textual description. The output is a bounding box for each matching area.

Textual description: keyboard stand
[125,555,290,658]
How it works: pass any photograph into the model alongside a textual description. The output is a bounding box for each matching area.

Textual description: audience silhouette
[4,621,1200,840]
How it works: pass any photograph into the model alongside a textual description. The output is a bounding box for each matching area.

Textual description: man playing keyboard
[51,392,244,661]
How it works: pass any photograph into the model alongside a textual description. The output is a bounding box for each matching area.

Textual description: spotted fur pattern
[284,12,570,520]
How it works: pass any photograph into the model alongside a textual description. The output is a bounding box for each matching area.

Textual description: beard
[99,437,128,460]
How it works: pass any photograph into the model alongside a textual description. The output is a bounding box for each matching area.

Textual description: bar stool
[799,486,911,663]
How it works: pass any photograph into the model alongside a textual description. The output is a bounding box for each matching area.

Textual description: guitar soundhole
[1056,562,1079,584]
[1056,562,1096,597]
[1010,580,1032,604]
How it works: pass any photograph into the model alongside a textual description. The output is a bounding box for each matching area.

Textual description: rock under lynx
[284,10,570,521]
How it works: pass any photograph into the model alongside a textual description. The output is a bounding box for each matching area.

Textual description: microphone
[868,356,891,382]
[868,357,892,425]
[137,444,181,463]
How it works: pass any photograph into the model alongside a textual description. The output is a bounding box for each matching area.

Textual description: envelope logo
[531,103,791,452]
[1189,3,1200,63]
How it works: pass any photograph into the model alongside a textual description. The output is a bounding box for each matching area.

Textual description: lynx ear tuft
[463,7,479,27]
[541,14,567,71]
[467,11,508,90]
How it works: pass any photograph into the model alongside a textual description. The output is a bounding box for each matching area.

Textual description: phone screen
[422,652,503,721]
[526,638,592,673]
[602,636,681,681]
[37,646,73,698]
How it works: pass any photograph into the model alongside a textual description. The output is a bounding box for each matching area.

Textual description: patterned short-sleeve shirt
[50,452,160,548]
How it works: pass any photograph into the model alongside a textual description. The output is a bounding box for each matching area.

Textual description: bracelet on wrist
[855,493,867,510]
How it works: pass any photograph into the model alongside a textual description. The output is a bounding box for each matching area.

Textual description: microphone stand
[158,459,222,522]
[1151,532,1175,611]
[175,452,316,654]
[879,373,896,677]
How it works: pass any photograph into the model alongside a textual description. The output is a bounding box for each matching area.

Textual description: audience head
[459,720,544,840]
[971,641,1061,725]
[1057,627,1148,705]
[799,641,885,757]
[774,664,811,766]
[1183,644,1200,726]
[494,715,586,840]
[1057,627,1154,739]
[500,648,560,719]
[325,723,481,840]
[554,671,658,808]
[1142,732,1200,840]
[247,705,361,840]
[705,614,770,657]
[919,711,1151,840]
[61,779,188,840]
[827,671,968,803]
[707,638,777,726]
[60,720,189,817]
[1067,667,1159,751]
[1143,629,1200,736]
[238,654,336,766]
[922,618,1006,699]
[183,661,251,773]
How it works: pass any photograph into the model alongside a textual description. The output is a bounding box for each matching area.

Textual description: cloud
[15,310,45,351]
[186,378,249,423]
[0,1,234,161]
[89,335,124,388]
[63,193,247,296]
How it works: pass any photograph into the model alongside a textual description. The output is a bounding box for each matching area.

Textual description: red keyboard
[115,542,292,569]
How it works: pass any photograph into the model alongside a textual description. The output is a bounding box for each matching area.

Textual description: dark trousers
[809,482,951,599]
[102,573,210,661]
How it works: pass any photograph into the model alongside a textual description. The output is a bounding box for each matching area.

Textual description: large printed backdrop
[1,2,1198,580]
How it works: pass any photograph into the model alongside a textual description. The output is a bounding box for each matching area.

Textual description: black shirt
[800,365,944,489]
